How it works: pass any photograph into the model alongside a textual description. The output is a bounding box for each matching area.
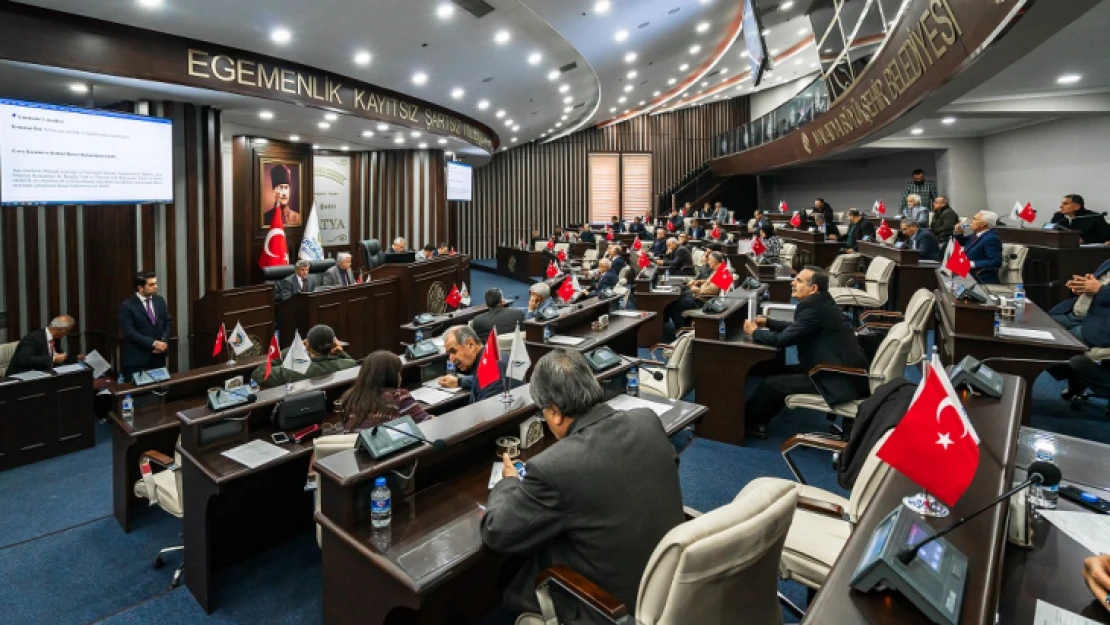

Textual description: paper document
[84,350,111,378]
[1040,510,1110,555]
[611,310,642,318]
[999,327,1056,341]
[608,394,671,417]
[1033,599,1102,625]
[422,379,466,393]
[548,335,587,346]
[489,462,506,489]
[650,287,677,293]
[410,386,458,406]
[220,439,290,469]
[8,370,50,381]
[53,363,87,375]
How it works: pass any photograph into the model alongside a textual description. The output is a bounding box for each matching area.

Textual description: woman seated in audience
[340,350,430,432]
[758,223,783,265]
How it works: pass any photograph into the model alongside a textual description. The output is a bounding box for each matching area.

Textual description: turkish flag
[258,208,289,269]
[606,227,614,241]
[789,212,802,228]
[557,275,575,302]
[545,261,558,279]
[779,200,788,213]
[556,248,567,263]
[877,355,980,506]
[356,273,364,284]
[546,239,555,251]
[450,246,457,255]
[476,327,501,390]
[264,334,281,380]
[877,220,893,241]
[711,225,721,239]
[667,220,675,232]
[751,236,766,256]
[637,252,651,269]
[445,284,462,308]
[632,237,643,251]
[212,324,225,358]
[1018,202,1036,223]
[875,200,886,215]
[709,262,733,292]
[945,239,971,278]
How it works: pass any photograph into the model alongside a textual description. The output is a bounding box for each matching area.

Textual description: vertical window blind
[620,154,652,221]
[587,153,620,224]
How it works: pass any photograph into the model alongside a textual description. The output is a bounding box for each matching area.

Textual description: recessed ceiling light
[824,48,833,53]
[563,96,573,104]
[318,121,330,129]
[618,96,627,103]
[410,131,422,138]
[810,62,818,68]
[257,110,274,121]
[624,85,633,92]
[496,109,506,118]
[761,28,770,36]
[435,2,455,18]
[312,144,319,149]
[780,0,794,8]
[528,52,543,65]
[558,84,570,93]
[69,82,90,94]
[696,22,710,33]
[354,51,371,66]
[627,70,638,79]
[699,0,711,4]
[624,52,637,63]
[653,90,660,96]
[797,27,808,35]
[340,145,350,151]
[138,0,162,8]
[289,135,300,142]
[438,138,448,144]
[941,117,957,124]
[689,45,701,54]
[253,139,268,145]
[270,27,291,44]
[563,106,572,113]
[445,151,455,156]
[701,81,708,87]
[473,100,488,111]
[377,123,389,131]
[555,122,562,127]
[513,125,521,132]
[394,136,404,144]
[639,100,645,105]
[610,107,617,113]
[679,63,689,71]
[511,137,518,143]
[561,114,568,120]
[541,133,547,138]
[419,142,428,148]
[740,50,749,58]
[910,128,924,135]
[494,30,511,44]
[614,29,629,42]
[1057,73,1082,84]
[451,87,464,99]
[547,69,560,81]
[713,95,720,99]
[769,48,779,55]
[324,112,338,121]
[624,108,630,113]
[362,130,374,138]
[795,59,802,65]
[504,119,514,126]
[595,0,611,14]
[412,72,427,85]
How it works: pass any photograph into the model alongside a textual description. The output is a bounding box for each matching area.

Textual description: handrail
[711,76,830,159]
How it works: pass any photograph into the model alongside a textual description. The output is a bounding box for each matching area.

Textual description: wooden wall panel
[455,98,749,258]
[360,150,447,263]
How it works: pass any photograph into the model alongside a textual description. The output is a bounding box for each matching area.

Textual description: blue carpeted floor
[3,264,1109,624]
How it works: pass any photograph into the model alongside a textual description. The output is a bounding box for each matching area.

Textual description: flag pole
[223,323,236,366]
[500,326,515,404]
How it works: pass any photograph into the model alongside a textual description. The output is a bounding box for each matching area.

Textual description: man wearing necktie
[276,260,318,301]
[118,271,173,379]
[322,252,356,287]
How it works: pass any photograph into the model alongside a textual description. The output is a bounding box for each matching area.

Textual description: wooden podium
[372,255,472,324]
[276,278,400,360]
[192,284,275,368]
[995,227,1110,309]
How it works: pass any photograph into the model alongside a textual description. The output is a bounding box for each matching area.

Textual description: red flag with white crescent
[212,324,225,358]
[259,209,289,269]
[264,334,281,380]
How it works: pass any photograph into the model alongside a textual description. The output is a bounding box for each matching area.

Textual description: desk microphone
[370,422,448,452]
[897,460,1062,565]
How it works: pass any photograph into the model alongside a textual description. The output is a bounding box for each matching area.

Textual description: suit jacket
[118,294,173,371]
[1050,259,1110,347]
[956,229,1004,283]
[481,403,685,624]
[713,207,730,224]
[753,291,870,404]
[818,222,841,239]
[276,272,318,301]
[844,220,876,250]
[321,265,356,287]
[668,215,684,232]
[6,329,69,376]
[596,269,620,292]
[929,206,959,248]
[661,245,694,275]
[909,229,942,262]
[687,227,706,239]
[628,222,647,235]
[609,221,626,233]
[1051,209,1110,244]
[610,255,628,277]
[471,306,526,343]
[579,231,597,244]
[649,238,668,256]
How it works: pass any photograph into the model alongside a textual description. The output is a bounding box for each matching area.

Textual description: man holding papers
[6,315,82,376]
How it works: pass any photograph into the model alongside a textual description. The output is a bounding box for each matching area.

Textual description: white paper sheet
[220,439,290,469]
[84,350,111,378]
[1040,510,1110,555]
[489,462,505,489]
[650,287,677,293]
[422,379,466,393]
[431,336,445,348]
[410,386,458,406]
[8,370,50,381]
[548,335,587,346]
[607,394,671,417]
[1033,599,1102,625]
[999,327,1056,341]
[53,363,87,375]
[611,310,642,318]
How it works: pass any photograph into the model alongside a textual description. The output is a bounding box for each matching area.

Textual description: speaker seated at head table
[250,324,356,389]
[273,260,319,302]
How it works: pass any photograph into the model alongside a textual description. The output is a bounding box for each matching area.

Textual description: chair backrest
[308,259,336,275]
[584,249,599,261]
[661,331,696,399]
[862,257,895,303]
[497,331,517,351]
[636,478,798,625]
[867,322,914,393]
[262,265,295,282]
[846,430,894,523]
[833,211,845,223]
[1000,244,1028,285]
[618,265,632,285]
[691,248,706,268]
[747,218,757,230]
[901,289,936,364]
[828,254,861,286]
[0,341,19,377]
[360,239,385,270]
[780,243,797,268]
[533,241,547,252]
[554,242,571,253]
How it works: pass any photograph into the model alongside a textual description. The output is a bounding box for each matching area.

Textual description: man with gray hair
[655,236,694,275]
[525,283,555,320]
[437,324,511,402]
[904,193,929,226]
[391,237,407,253]
[250,324,356,388]
[953,210,1004,283]
[7,315,82,376]
[276,259,317,301]
[321,252,356,287]
[481,349,685,622]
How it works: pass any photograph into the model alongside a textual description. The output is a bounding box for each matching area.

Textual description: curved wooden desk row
[0,367,94,471]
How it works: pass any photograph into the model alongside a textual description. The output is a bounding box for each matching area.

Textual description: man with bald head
[7,315,83,376]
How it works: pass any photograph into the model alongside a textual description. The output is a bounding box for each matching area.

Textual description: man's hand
[828,234,838,241]
[331,337,345,354]
[53,352,67,364]
[845,247,855,254]
[755,316,768,327]
[743,320,758,336]
[77,354,86,362]
[501,452,518,479]
[954,223,963,234]
[438,375,459,388]
[1083,555,1110,612]
[1078,273,1102,294]
[655,259,664,266]
[152,341,168,353]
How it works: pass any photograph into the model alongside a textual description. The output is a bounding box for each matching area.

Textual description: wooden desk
[192,284,275,368]
[692,328,782,445]
[738,255,793,302]
[933,278,1086,425]
[276,278,400,361]
[0,368,94,470]
[684,294,755,340]
[858,242,939,311]
[779,229,843,270]
[398,305,489,350]
[995,227,1110,309]
[496,246,549,282]
[803,373,1026,625]
[314,377,705,625]
[522,296,644,362]
[372,256,472,324]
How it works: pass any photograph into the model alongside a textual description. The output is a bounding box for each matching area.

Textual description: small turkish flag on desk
[212,324,225,358]
[711,225,721,239]
[476,328,501,390]
[778,200,789,213]
[1018,202,1036,223]
[546,261,558,279]
[546,239,555,251]
[263,334,281,380]
[638,252,651,269]
[445,284,462,308]
[556,248,567,263]
[751,236,766,257]
[666,221,675,232]
[709,262,733,293]
[877,355,980,507]
[632,237,643,251]
[877,220,893,241]
[945,240,971,278]
[557,276,575,302]
[606,226,614,241]
[789,212,802,228]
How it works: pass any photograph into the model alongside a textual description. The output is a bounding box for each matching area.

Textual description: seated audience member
[687,218,706,239]
[842,208,876,252]
[649,228,669,256]
[953,211,1004,283]
[900,218,942,261]
[322,252,356,286]
[472,288,526,342]
[677,232,691,248]
[437,242,451,256]
[391,237,408,253]
[579,224,596,244]
[930,196,959,248]
[1051,194,1110,244]
[813,213,840,240]
[594,257,619,292]
[437,325,510,402]
[415,244,436,261]
[609,215,626,233]
[6,315,82,376]
[681,201,694,217]
[713,201,730,225]
[340,350,430,432]
[525,283,556,320]
[1049,264,1110,401]
[606,244,627,276]
[628,216,647,235]
[480,349,685,623]
[742,267,869,438]
[752,209,771,232]
[904,194,929,226]
[552,226,569,243]
[529,229,545,245]
[276,260,317,302]
[251,324,357,389]
[656,237,693,275]
[667,208,684,233]
[669,250,727,330]
[757,223,783,265]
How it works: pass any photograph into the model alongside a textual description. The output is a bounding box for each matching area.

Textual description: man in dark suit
[712,201,730,225]
[900,219,942,261]
[1051,194,1110,244]
[1049,261,1110,402]
[648,228,669,256]
[687,218,706,240]
[751,209,771,232]
[667,209,684,234]
[953,210,1004,283]
[743,267,869,438]
[321,253,356,287]
[481,349,684,624]
[578,224,596,244]
[929,196,959,249]
[813,198,835,225]
[608,215,626,234]
[6,316,81,376]
[471,289,526,342]
[593,258,620,293]
[656,237,694,275]
[119,271,173,378]
[628,216,647,235]
[842,208,876,252]
[437,325,513,402]
[276,260,318,302]
[813,213,840,241]
[605,244,627,277]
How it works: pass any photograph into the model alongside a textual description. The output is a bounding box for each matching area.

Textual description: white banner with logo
[312,156,351,246]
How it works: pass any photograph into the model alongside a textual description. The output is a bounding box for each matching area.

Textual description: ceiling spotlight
[340,145,350,151]
[555,121,563,127]
[798,27,809,35]
[910,128,924,135]
[614,29,628,42]
[564,106,572,112]
[451,87,464,99]
[494,30,511,44]
[561,115,568,120]
[610,107,617,113]
[354,51,371,66]
[410,131,422,138]
[780,0,794,8]
[436,3,455,18]
[511,137,518,143]
[257,110,274,121]
[624,52,637,63]
[419,142,428,148]
[639,100,645,105]
[324,112,338,121]
[595,0,611,14]
[377,123,389,131]
[138,0,163,7]
[941,117,957,124]
[412,71,428,85]
[312,144,319,149]
[394,136,404,144]
[740,50,749,58]
[541,133,547,138]
[438,138,448,144]
[795,59,802,65]
[628,70,639,79]
[289,135,300,142]
[547,69,560,81]
[624,109,630,113]
[653,90,660,96]
[761,28,770,36]
[618,96,627,103]
[701,81,708,87]
[1057,73,1082,84]
[667,77,676,84]
[445,151,455,156]
[824,48,833,53]
[496,109,506,118]
[474,100,489,111]
[512,125,520,131]
[253,138,267,145]
[504,119,514,126]
[696,22,710,33]
[624,85,633,92]
[689,45,701,54]
[563,96,573,103]
[528,52,543,65]
[679,63,689,71]
[318,121,330,129]
[699,0,711,4]
[769,48,779,55]
[810,62,818,68]
[270,27,292,44]
[362,130,374,138]
[559,84,570,93]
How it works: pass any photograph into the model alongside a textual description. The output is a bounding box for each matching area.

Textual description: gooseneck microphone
[370,422,448,452]
[897,460,1062,565]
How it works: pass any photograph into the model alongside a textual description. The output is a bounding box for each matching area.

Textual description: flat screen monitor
[0,98,174,206]
[447,161,472,202]
[384,251,417,264]
[742,0,770,87]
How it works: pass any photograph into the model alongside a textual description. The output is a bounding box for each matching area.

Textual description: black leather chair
[262,265,296,282]
[361,239,385,270]
[308,259,336,275]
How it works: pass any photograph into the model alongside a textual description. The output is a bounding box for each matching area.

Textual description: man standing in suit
[481,349,684,623]
[900,219,942,261]
[742,267,869,438]
[276,260,317,302]
[6,316,81,376]
[437,325,512,402]
[842,208,876,252]
[929,196,959,249]
[471,289,526,342]
[119,272,173,378]
[953,211,1004,283]
[321,253,356,287]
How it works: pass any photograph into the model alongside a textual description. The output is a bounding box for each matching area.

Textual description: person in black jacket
[6,316,82,377]
[813,213,840,241]
[594,258,620,292]
[743,267,869,438]
[471,289,526,342]
[119,271,174,378]
[842,209,876,252]
[687,218,707,240]
[656,238,694,275]
[578,224,597,244]
[1051,194,1110,244]
[900,219,942,261]
[813,198,834,226]
[608,215,626,233]
[628,216,647,235]
[648,228,669,256]
[667,209,685,234]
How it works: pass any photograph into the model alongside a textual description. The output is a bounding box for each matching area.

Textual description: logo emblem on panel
[427,281,447,314]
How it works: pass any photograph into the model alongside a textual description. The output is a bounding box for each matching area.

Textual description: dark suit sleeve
[1096,284,1110,308]
[975,234,1004,270]
[753,305,820,348]
[11,335,52,371]
[480,463,567,555]
[321,269,338,287]
[829,223,841,238]
[119,302,154,350]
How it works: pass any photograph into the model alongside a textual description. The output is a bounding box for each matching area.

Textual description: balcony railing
[710,78,831,159]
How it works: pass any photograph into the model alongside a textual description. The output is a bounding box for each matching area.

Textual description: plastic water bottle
[249,378,260,395]
[370,477,392,528]
[719,319,727,340]
[415,327,424,343]
[121,394,134,420]
[626,366,640,397]
[117,373,126,385]
[1029,441,1059,511]
[993,311,1001,337]
[664,268,671,282]
[543,325,552,344]
[1013,284,1026,321]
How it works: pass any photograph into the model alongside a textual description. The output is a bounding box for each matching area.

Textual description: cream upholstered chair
[517,478,799,625]
[0,341,19,377]
[783,322,913,419]
[133,441,185,587]
[691,247,706,268]
[534,241,548,252]
[828,256,895,308]
[497,331,518,351]
[778,431,893,591]
[985,243,1028,295]
[640,331,695,400]
[584,249,600,262]
[314,434,359,546]
[827,253,861,288]
[858,288,936,365]
[779,243,797,270]
[833,211,846,223]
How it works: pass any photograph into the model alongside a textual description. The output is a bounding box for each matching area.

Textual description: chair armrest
[807,364,868,377]
[684,505,703,520]
[640,359,668,367]
[859,321,896,330]
[780,433,848,455]
[797,495,847,519]
[648,343,672,353]
[537,564,629,622]
[859,310,904,322]
[141,450,177,471]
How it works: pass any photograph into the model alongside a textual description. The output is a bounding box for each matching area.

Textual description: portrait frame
[259,157,304,230]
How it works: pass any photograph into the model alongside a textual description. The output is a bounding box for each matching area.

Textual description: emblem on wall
[427,281,447,314]
[507,256,518,274]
